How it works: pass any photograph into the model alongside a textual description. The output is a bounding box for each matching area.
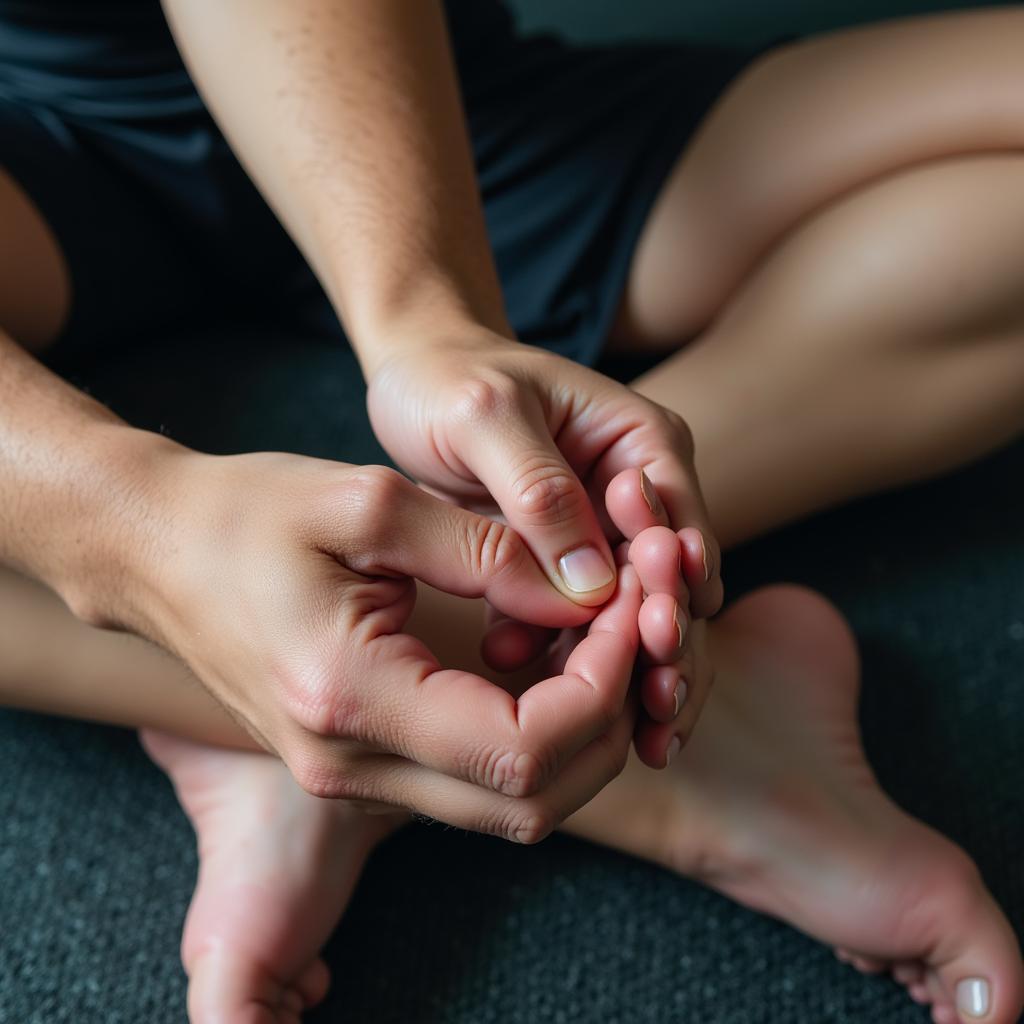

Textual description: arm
[0,330,182,631]
[0,329,641,839]
[159,0,723,746]
[159,0,510,366]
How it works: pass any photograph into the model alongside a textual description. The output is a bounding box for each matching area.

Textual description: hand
[483,468,717,769]
[366,328,723,616]
[121,449,643,843]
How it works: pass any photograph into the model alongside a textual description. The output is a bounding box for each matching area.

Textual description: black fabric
[0,1,759,372]
[0,0,515,121]
[1,327,1022,1023]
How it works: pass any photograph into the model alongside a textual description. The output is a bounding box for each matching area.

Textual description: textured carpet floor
[1,327,1021,1023]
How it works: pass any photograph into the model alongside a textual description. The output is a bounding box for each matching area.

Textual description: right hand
[121,449,643,844]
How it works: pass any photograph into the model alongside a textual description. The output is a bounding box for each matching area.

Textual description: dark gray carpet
[2,326,1021,1023]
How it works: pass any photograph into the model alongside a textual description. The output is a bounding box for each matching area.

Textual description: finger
[679,526,724,620]
[324,689,638,844]
[480,615,555,672]
[628,525,689,604]
[633,620,712,769]
[451,386,617,606]
[638,593,686,665]
[604,467,671,540]
[304,565,644,799]
[643,453,723,620]
[330,466,595,629]
[600,419,723,618]
[640,665,681,724]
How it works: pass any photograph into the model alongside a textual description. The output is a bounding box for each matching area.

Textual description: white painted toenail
[665,736,682,768]
[956,977,990,1018]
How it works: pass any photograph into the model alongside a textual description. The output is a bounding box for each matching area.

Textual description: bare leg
[3,563,1021,1023]
[604,9,1024,545]
[564,586,1024,1024]
[631,154,1024,545]
[0,567,406,1023]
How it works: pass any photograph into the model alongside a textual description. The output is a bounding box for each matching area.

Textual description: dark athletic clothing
[0,0,762,370]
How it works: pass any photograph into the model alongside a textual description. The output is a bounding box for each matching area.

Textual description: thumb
[449,386,617,607]
[335,466,596,629]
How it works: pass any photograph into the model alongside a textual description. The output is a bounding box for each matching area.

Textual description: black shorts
[0,21,763,371]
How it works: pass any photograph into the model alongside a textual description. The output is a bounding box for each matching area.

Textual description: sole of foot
[141,730,406,1024]
[565,584,1024,1024]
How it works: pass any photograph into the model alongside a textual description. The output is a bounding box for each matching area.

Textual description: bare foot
[563,584,1024,1024]
[141,730,406,1024]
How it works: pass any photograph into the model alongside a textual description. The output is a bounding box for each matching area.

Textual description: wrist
[342,280,516,381]
[56,425,196,638]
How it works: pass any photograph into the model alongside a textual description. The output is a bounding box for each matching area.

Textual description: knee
[762,154,1024,348]
[0,167,70,351]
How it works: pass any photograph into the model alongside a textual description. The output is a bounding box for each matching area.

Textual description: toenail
[700,533,712,583]
[664,735,682,767]
[640,468,663,517]
[674,679,688,717]
[956,977,990,1018]
[674,603,687,649]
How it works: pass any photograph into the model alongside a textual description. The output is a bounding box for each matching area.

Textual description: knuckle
[464,517,524,580]
[510,463,583,526]
[278,661,365,741]
[460,743,549,798]
[506,805,556,846]
[485,747,547,798]
[289,748,359,800]
[344,466,408,531]
[446,375,519,427]
[660,408,695,458]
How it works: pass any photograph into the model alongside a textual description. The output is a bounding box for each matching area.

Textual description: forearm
[0,331,184,628]
[161,0,511,374]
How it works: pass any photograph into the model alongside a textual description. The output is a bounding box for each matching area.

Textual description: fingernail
[674,602,687,649]
[665,735,682,767]
[640,469,662,516]
[956,978,990,1018]
[700,533,712,583]
[558,545,615,594]
[674,679,688,715]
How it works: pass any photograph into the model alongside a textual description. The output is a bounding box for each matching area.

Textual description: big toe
[921,861,1024,1024]
[187,947,329,1024]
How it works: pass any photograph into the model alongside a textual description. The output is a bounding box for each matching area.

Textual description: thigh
[613,6,1024,350]
[449,23,762,369]
[0,166,69,351]
[0,100,207,369]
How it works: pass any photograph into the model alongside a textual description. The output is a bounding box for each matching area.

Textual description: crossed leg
[4,8,1024,1023]
[609,8,1024,546]
[2,469,1021,1023]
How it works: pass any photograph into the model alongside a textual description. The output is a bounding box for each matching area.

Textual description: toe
[893,962,925,987]
[187,947,282,1024]
[910,982,932,1005]
[849,954,889,975]
[295,958,331,1008]
[932,1003,961,1024]
[919,855,1024,1023]
[280,988,303,1015]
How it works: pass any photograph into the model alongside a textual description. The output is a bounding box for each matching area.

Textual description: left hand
[366,325,723,620]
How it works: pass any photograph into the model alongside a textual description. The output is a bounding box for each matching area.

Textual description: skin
[4,3,1024,1021]
[1,473,1021,1023]
[0,0,722,830]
